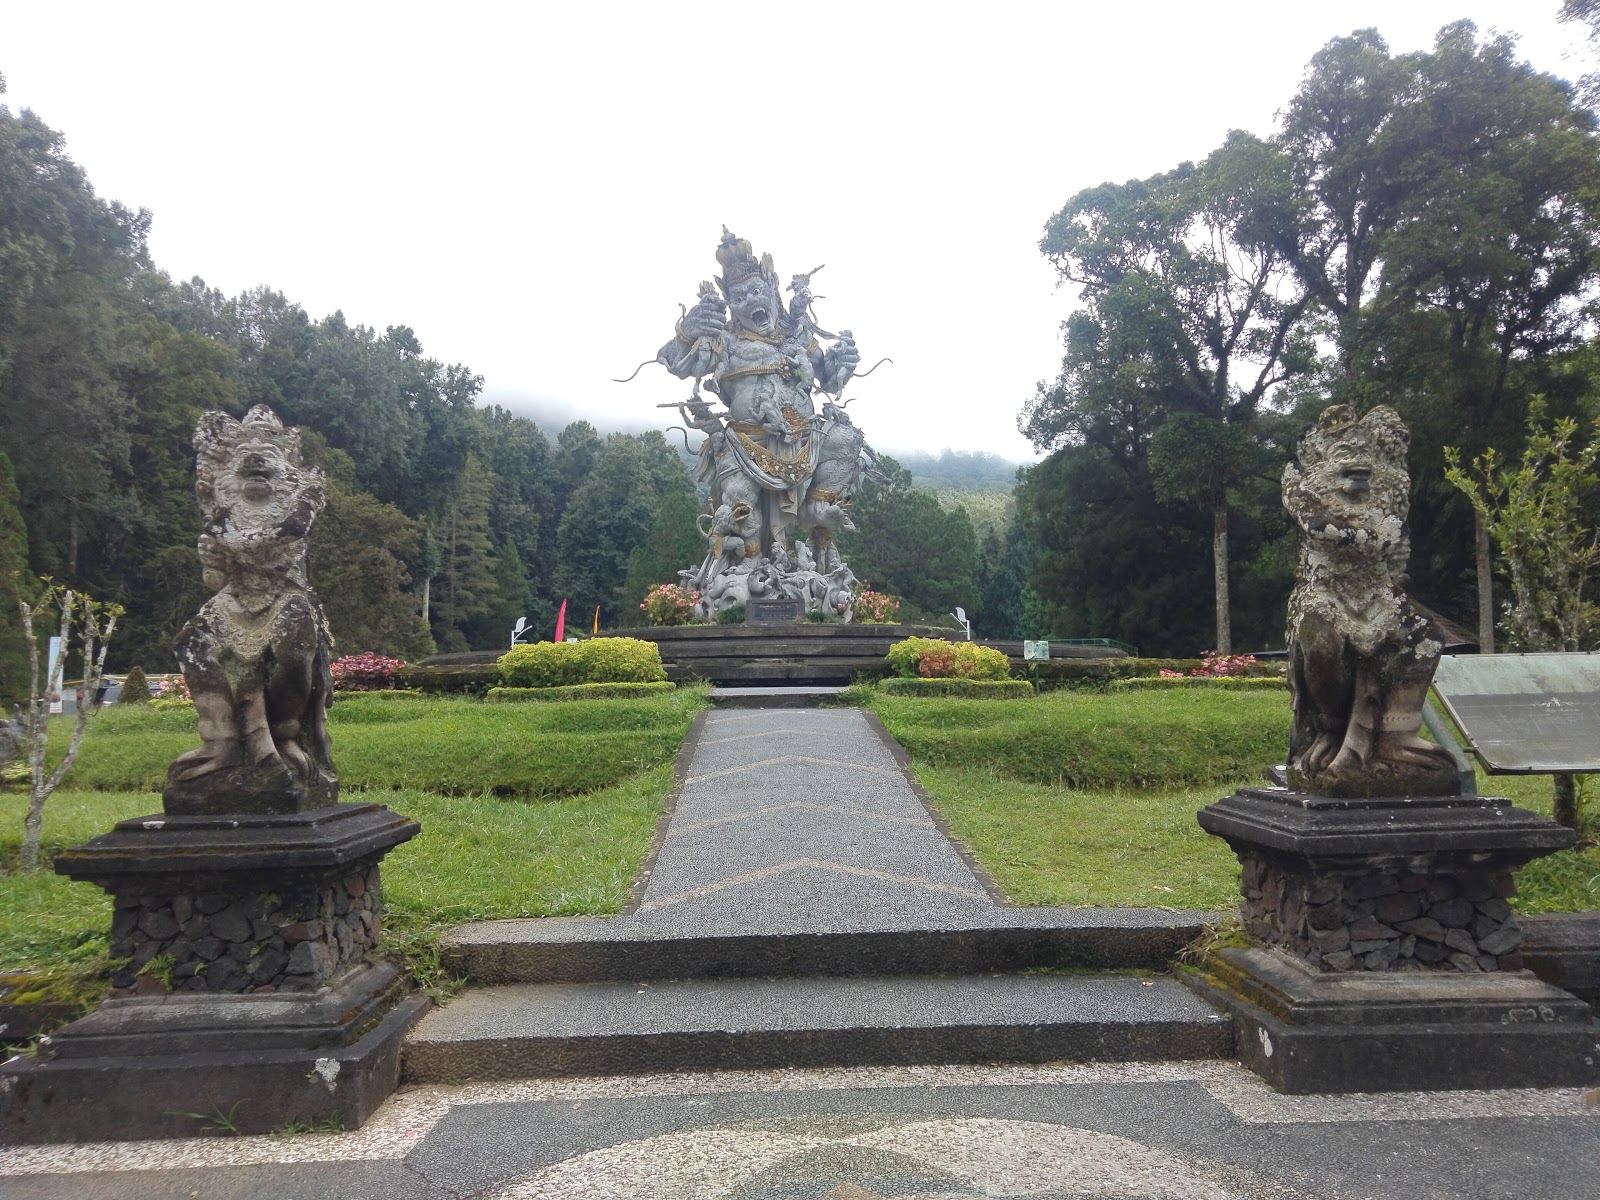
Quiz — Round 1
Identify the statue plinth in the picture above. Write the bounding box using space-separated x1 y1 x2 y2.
0 802 423 1142
1193 786 1594 1092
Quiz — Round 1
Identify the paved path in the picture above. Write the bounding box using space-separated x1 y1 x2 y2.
638 707 999 928
5 708 1599 1197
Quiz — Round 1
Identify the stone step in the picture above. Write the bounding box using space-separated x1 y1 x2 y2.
440 911 1211 985
708 685 850 707
401 972 1232 1084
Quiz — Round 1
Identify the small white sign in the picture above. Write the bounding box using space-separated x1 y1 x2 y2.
1023 640 1050 662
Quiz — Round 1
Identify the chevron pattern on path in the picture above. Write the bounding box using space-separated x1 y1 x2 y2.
636 709 1001 923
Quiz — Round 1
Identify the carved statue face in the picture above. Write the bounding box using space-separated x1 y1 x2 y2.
728 276 779 337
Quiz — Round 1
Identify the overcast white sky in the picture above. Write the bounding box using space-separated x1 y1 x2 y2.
4 2 1589 461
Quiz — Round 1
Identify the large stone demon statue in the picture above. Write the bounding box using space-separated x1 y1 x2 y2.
652 229 887 620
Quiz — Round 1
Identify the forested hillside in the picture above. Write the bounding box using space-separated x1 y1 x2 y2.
0 76 711 699
1018 20 1600 658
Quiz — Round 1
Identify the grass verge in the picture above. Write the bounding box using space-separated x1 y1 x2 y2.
870 687 1291 790
38 686 705 797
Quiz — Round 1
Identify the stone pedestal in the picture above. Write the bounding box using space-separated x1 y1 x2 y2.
0 802 424 1142
1193 787 1599 1093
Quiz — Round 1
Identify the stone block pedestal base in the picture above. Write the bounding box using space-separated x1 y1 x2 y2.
1194 786 1596 1092
0 800 423 1141
0 963 426 1142
1188 946 1600 1094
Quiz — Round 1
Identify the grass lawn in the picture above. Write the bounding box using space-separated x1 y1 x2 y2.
870 690 1599 916
41 687 703 797
1 689 704 1006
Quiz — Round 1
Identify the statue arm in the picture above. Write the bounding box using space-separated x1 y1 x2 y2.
658 290 728 380
812 329 860 393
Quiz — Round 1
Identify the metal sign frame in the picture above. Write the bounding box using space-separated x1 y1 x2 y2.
1430 652 1600 775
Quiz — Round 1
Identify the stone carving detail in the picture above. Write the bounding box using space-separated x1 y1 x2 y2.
108 865 381 995
165 405 337 813
1238 853 1523 973
654 229 888 621
1282 405 1456 796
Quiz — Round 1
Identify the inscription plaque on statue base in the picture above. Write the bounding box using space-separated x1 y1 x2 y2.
748 598 804 624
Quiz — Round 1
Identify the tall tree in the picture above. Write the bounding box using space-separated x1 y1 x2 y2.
0 453 30 706
432 453 499 652
1025 132 1313 651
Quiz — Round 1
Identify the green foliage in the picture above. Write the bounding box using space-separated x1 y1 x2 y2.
312 479 434 660
487 682 675 703
885 637 1010 681
870 687 1291 790
622 482 705 613
876 679 1033 699
497 637 666 688
118 666 150 704
717 606 746 624
837 456 981 622
34 687 703 797
393 663 498 694
0 454 29 708
1445 403 1600 652
1109 676 1287 692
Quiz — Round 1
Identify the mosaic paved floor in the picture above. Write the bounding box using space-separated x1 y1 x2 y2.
5 1061 1597 1199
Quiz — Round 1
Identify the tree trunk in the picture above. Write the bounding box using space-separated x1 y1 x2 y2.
1213 498 1231 655
67 496 79 577
1553 772 1579 831
1475 511 1495 654
421 576 431 624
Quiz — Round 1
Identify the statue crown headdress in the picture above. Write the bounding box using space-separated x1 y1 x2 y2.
1297 404 1409 470
194 404 305 471
715 226 775 295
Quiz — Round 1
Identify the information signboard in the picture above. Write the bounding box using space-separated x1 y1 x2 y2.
1431 653 1600 774
1022 640 1050 662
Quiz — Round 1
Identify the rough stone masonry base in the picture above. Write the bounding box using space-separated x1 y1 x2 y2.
1192 786 1598 1092
0 801 423 1142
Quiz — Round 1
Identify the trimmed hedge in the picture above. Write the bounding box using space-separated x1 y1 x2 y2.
885 637 1012 681
1109 676 1288 693
877 678 1033 699
497 638 667 688
331 689 428 703
393 663 499 695
487 682 677 703
1034 657 1281 689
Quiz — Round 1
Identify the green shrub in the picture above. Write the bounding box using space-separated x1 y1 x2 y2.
581 638 667 684
1110 676 1288 692
499 641 587 688
885 637 1011 681
497 638 667 688
717 606 746 624
393 663 498 695
877 678 1033 699
45 688 706 797
331 689 428 703
117 666 150 704
487 682 676 703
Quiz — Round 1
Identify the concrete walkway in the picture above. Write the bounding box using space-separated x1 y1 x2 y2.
4 708 1598 1197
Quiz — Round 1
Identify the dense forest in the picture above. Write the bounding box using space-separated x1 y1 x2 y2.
5 17 1600 704
1018 18 1600 657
